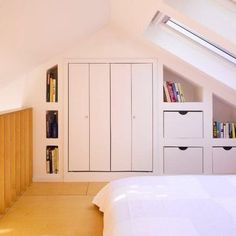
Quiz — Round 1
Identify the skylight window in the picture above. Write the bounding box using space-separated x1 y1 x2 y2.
164 18 236 65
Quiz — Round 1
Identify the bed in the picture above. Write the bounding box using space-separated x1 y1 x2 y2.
93 175 236 236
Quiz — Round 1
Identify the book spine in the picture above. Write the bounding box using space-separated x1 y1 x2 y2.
177 83 185 102
46 148 50 173
49 148 53 174
50 77 53 102
52 78 56 102
173 83 180 102
55 73 58 102
54 147 59 174
46 73 50 102
171 82 177 102
213 121 217 138
167 81 175 102
163 81 171 102
51 112 58 138
220 123 224 138
232 123 235 138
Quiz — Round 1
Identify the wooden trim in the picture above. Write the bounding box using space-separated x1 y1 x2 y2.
4 114 12 207
0 116 5 214
15 112 21 195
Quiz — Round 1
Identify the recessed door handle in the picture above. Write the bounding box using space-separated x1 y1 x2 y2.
85 115 89 119
179 111 188 115
133 116 136 119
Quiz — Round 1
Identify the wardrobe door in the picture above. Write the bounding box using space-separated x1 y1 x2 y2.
68 64 89 171
132 64 153 171
90 64 110 171
111 64 132 171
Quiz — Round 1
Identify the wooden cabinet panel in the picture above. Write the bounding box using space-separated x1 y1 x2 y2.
0 116 5 213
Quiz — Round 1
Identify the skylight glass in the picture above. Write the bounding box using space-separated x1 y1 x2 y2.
165 18 236 65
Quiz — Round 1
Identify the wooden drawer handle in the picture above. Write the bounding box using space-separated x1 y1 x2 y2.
178 111 188 115
223 147 232 151
178 147 188 150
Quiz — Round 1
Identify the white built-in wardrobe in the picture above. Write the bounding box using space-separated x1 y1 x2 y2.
68 62 153 172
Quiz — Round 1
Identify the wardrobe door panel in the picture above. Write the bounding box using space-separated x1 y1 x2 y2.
68 64 89 171
132 64 153 171
111 64 132 171
90 64 110 171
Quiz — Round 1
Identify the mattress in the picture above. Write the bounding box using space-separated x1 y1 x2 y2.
93 175 236 236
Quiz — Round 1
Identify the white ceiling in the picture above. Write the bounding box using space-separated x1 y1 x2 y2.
0 0 109 84
0 0 236 89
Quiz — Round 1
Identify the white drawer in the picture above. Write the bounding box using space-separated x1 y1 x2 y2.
164 111 203 138
213 147 236 174
164 147 203 174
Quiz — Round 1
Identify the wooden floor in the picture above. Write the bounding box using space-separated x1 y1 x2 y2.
0 182 107 236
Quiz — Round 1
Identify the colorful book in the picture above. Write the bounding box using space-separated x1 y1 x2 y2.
163 81 171 102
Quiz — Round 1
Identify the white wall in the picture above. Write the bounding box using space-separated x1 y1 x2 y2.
23 24 158 181
3 24 236 181
0 76 27 111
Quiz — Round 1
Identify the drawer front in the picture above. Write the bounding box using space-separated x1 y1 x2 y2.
164 111 203 138
164 147 203 174
213 147 236 174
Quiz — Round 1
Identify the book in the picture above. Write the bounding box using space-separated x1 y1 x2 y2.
46 111 58 138
171 82 178 102
213 121 217 138
46 73 50 102
166 81 176 102
232 123 236 138
213 121 236 139
177 83 185 102
163 81 171 102
173 82 181 102
163 81 185 102
46 146 59 174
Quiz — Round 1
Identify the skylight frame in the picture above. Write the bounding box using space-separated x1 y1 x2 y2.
164 18 236 65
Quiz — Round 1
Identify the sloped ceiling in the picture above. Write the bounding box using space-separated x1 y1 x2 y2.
110 0 236 92
1 0 236 92
0 0 109 85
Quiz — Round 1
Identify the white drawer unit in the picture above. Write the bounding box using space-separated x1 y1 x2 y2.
164 147 203 174
164 111 203 138
213 147 236 174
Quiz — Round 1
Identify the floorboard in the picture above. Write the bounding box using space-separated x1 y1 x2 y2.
0 182 107 236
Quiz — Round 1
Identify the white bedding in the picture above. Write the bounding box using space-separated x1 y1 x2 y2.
93 176 236 236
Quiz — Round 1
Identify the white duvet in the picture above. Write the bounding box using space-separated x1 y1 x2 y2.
93 175 236 236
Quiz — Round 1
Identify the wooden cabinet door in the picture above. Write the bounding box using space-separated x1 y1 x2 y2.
68 64 90 171
111 64 132 171
90 64 110 171
132 64 153 171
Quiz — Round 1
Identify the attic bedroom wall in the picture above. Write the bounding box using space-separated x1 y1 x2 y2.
0 76 27 111
21 25 159 181
2 23 235 181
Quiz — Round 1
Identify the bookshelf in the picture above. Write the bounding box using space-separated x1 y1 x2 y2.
46 65 58 103
161 65 205 174
163 66 203 103
160 65 236 174
46 110 58 139
213 94 236 139
45 65 59 176
46 146 59 174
